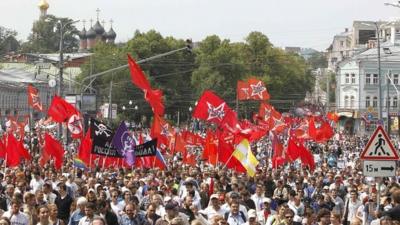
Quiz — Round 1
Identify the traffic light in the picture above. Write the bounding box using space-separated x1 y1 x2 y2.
186 39 193 52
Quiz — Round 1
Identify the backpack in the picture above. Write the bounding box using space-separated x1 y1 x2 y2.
224 211 246 222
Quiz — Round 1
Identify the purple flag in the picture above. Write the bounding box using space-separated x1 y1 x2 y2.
112 121 136 166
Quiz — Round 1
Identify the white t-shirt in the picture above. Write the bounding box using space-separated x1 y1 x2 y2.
2 211 29 225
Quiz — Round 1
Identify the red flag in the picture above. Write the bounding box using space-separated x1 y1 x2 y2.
144 89 165 116
27 84 43 111
151 114 173 151
17 140 31 161
271 134 285 168
202 130 218 166
5 134 21 167
0 137 5 159
193 90 233 125
298 143 315 171
237 78 270 100
39 149 51 168
217 130 246 173
173 133 187 154
127 54 152 91
78 128 92 165
44 133 65 170
286 136 301 161
47 95 78 123
327 112 339 123
128 54 165 116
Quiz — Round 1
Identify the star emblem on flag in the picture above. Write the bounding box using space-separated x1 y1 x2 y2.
241 88 250 99
30 93 43 111
160 124 171 137
67 114 82 134
206 102 226 121
250 81 266 99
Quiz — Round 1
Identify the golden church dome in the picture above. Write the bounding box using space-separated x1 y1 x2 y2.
38 0 49 10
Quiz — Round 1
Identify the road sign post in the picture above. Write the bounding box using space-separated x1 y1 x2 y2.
360 125 399 208
362 160 396 177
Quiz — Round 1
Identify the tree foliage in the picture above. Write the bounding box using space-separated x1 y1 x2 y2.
78 30 315 122
307 52 328 70
0 26 20 55
21 15 79 53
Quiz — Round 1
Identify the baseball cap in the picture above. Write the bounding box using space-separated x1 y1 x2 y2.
248 209 257 218
263 197 271 204
210 194 219 200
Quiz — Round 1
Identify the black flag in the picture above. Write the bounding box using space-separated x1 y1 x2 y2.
90 118 123 158
134 139 158 157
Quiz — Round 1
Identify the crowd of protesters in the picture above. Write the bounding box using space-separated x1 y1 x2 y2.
0 122 399 225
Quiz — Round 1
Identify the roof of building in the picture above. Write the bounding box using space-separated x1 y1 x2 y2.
27 53 93 63
93 21 105 35
105 27 116 40
86 27 96 39
79 27 87 39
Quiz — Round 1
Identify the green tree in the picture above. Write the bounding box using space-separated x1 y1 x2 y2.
0 26 20 55
191 35 246 103
21 15 79 53
78 30 195 124
307 52 328 70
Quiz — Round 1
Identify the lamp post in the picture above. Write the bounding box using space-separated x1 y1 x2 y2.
57 19 79 140
361 22 383 129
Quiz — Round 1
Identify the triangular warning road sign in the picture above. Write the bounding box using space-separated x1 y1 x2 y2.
360 126 399 160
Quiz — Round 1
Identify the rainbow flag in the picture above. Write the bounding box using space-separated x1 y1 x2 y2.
73 157 87 170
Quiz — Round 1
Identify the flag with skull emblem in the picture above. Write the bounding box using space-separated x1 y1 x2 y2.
90 118 123 158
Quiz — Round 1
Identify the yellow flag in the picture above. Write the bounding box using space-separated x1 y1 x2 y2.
232 138 259 177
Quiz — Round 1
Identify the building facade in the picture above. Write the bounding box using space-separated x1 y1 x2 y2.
336 44 400 135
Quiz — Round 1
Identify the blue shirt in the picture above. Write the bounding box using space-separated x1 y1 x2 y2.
119 213 150 225
68 209 85 225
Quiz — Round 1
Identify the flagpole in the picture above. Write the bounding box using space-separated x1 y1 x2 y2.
236 94 239 119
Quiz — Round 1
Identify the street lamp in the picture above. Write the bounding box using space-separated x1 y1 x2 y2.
57 19 79 141
129 100 133 105
58 19 80 98
122 105 126 111
361 22 383 128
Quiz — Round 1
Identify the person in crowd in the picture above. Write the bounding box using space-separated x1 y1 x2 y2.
36 205 51 225
119 202 150 225
2 198 29 225
146 203 161 225
225 202 246 225
68 197 87 225
97 200 119 225
77 202 97 225
156 201 189 225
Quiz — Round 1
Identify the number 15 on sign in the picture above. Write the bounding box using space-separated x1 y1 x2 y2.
363 160 396 177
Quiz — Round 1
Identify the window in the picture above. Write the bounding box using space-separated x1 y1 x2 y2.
351 74 356 84
366 96 371 107
350 96 355 108
394 74 399 85
387 97 391 108
373 74 378 84
366 74 371 84
394 97 398 108
344 96 349 108
373 96 378 107
345 74 350 84
340 41 344 47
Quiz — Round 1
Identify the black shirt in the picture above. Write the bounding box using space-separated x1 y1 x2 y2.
55 194 73 220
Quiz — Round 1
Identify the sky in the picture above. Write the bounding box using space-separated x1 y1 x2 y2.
1 0 400 51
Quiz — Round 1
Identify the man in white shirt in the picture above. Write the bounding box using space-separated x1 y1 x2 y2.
251 184 265 213
29 171 44 194
2 199 29 225
200 194 226 221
